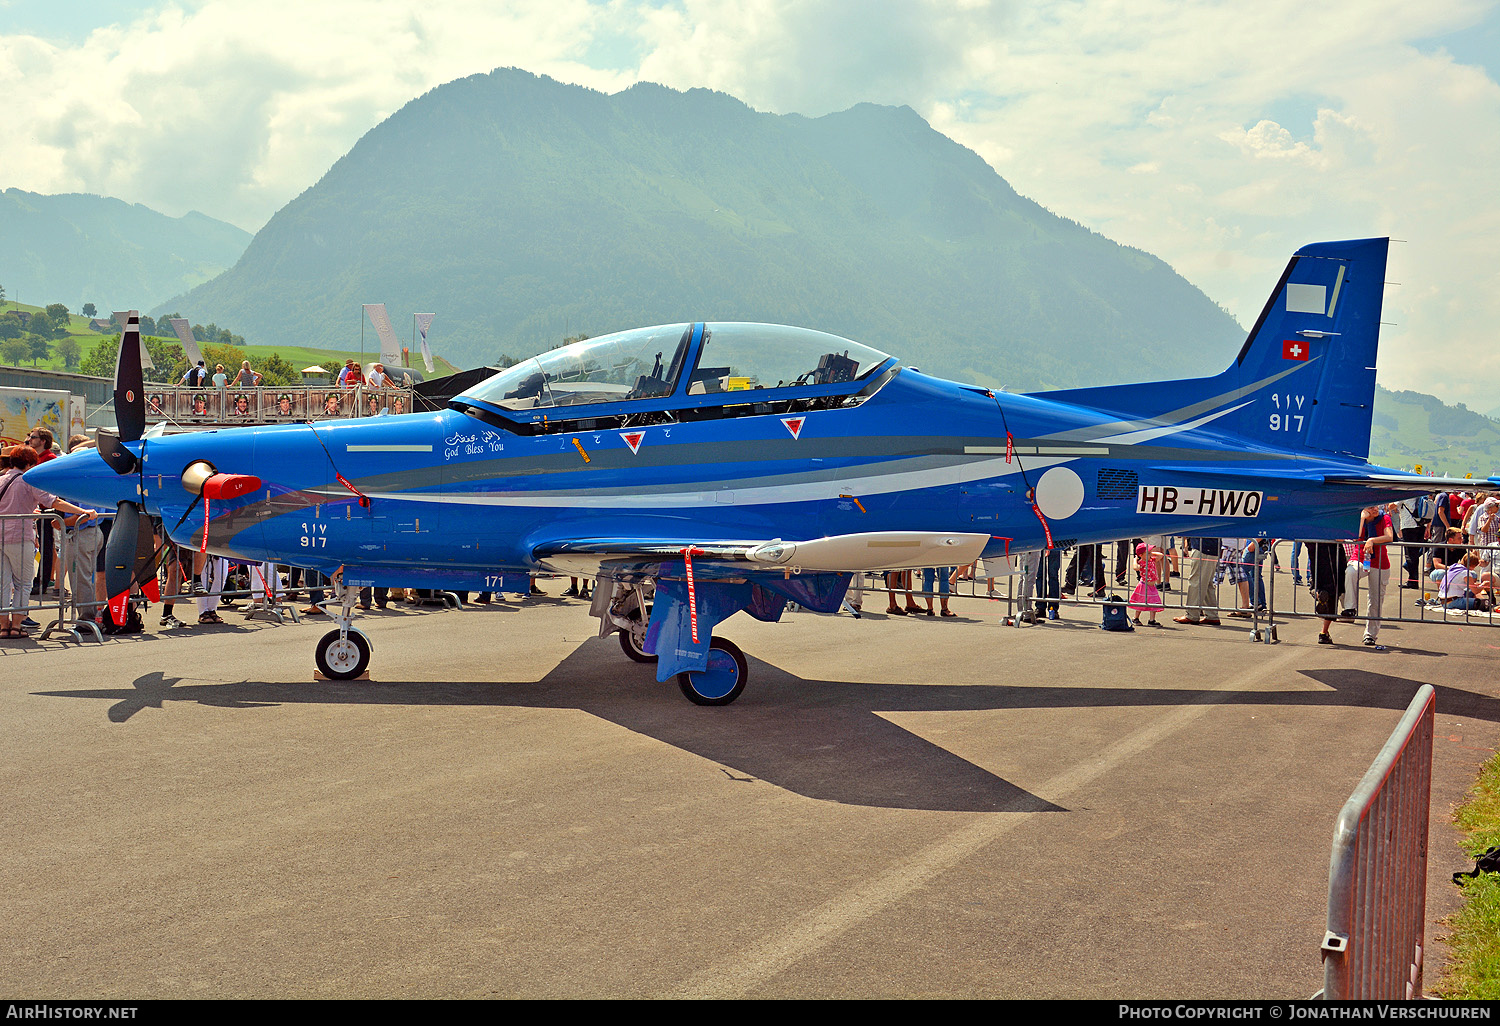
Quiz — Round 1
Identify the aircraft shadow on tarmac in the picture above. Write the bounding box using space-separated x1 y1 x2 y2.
36 641 1497 815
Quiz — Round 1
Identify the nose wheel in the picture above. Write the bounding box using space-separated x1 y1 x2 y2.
315 628 371 680
677 636 748 706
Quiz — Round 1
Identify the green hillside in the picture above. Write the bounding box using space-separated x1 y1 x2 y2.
1370 386 1500 478
162 68 1245 391
0 300 455 380
1 190 250 314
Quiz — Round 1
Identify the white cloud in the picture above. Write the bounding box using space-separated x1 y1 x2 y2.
0 1 631 230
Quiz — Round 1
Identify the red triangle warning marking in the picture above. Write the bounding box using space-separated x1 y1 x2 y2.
620 431 645 454
781 416 805 439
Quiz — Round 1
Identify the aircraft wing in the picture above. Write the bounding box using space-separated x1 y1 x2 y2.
533 530 992 578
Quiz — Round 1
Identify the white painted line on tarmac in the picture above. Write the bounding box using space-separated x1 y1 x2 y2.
670 646 1304 999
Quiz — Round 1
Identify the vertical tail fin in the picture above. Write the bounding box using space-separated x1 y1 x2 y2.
1225 237 1387 458
1031 238 1390 460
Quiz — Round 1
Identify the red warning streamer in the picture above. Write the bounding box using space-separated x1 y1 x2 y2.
201 497 210 554
681 546 704 643
1031 503 1054 550
1006 432 1014 464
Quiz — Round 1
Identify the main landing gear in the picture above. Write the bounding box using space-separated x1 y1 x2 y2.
676 636 747 706
597 580 751 705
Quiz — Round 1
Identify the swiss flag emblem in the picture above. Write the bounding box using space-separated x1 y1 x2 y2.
781 416 805 439
620 431 645 454
1282 339 1309 361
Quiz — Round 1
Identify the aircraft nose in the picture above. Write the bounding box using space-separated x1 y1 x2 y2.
23 448 140 511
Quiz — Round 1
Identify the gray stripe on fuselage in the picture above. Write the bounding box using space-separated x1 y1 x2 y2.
336 440 1308 501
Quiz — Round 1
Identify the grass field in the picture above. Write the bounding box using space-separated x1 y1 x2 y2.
1434 753 1500 998
1 301 459 377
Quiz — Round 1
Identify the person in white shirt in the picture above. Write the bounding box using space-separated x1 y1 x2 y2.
366 363 389 387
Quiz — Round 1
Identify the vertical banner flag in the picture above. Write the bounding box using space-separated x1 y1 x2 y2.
168 318 206 369
363 304 404 370
114 310 153 370
414 313 436 373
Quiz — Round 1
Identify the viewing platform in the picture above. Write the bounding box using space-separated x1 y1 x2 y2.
141 383 423 428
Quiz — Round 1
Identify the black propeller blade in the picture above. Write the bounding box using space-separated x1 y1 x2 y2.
95 428 139 476
112 310 146 446
104 500 158 610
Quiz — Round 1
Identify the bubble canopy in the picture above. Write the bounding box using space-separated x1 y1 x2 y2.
455 322 894 413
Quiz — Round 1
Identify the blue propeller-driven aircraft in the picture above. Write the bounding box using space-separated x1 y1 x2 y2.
27 237 1495 703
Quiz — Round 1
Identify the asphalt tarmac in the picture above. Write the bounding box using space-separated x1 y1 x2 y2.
2 585 1495 999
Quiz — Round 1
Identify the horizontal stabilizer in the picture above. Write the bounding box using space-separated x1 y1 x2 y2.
1322 472 1500 491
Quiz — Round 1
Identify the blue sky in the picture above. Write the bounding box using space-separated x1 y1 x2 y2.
2 0 1498 411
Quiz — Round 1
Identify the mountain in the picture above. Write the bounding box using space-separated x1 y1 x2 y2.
161 68 1243 390
1370 386 1500 478
0 189 251 315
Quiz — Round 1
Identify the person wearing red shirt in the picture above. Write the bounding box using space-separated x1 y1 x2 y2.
1358 503 1397 649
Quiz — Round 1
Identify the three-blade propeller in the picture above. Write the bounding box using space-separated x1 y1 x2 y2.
101 314 155 619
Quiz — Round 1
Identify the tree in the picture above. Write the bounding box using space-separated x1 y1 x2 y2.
0 316 19 340
257 352 301 386
82 303 96 319
78 334 120 378
201 341 247 376
27 334 52 366
56 336 82 370
1 336 27 365
45 303 70 324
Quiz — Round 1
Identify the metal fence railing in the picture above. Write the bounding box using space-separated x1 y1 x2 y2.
918 538 1497 637
1319 684 1435 1000
1 510 102 643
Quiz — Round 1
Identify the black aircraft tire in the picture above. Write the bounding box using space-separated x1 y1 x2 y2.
316 629 371 680
676 637 748 706
619 629 658 664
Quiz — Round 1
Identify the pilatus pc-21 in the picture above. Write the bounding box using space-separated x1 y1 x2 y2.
29 237 1493 703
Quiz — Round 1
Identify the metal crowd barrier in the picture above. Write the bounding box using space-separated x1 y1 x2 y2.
1 511 315 643
1319 684 1435 1000
1 510 103 643
902 538 1497 637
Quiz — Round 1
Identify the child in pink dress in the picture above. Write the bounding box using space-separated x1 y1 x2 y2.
1129 541 1166 626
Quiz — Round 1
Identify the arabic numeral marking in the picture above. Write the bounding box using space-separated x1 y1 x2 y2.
1294 415 1304 431
1271 394 1280 408
1269 413 1280 431
485 575 501 587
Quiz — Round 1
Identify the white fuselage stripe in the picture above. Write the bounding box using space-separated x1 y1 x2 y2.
346 454 1074 509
